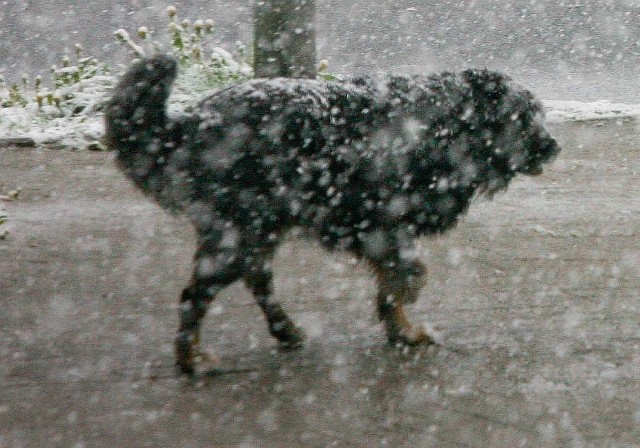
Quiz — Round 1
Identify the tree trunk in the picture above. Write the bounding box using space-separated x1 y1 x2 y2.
253 0 316 78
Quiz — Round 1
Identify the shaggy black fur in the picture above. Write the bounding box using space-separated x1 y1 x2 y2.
105 55 560 374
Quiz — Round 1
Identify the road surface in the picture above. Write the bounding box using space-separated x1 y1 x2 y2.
1 119 639 447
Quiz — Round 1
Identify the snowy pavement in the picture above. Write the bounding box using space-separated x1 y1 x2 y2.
1 119 639 447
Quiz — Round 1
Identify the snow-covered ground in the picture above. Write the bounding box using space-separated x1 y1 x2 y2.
2 74 640 150
544 100 640 124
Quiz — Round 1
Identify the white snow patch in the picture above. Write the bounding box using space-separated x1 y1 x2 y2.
0 76 112 149
544 99 640 123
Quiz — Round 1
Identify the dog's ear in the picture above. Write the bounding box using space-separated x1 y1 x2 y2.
462 69 509 101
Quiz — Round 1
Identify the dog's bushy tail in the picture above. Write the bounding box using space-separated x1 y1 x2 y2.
105 55 178 172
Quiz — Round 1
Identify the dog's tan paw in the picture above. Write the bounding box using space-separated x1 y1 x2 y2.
405 325 435 345
175 332 218 375
193 348 219 372
391 325 435 347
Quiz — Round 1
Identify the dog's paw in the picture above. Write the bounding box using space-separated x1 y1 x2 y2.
390 325 435 347
272 321 305 349
175 331 218 375
193 348 219 372
175 332 195 374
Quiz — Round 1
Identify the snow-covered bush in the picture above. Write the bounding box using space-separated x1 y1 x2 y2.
115 5 252 101
0 75 29 108
0 5 252 150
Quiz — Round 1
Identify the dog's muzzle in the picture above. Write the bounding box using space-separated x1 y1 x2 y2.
522 137 560 176
521 164 544 176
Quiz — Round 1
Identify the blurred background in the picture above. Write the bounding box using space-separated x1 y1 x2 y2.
1 0 639 102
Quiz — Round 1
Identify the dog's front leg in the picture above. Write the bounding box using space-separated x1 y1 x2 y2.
371 259 434 347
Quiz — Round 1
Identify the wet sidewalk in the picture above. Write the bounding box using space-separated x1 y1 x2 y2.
1 120 639 447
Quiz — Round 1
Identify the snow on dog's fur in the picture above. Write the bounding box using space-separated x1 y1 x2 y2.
106 55 560 374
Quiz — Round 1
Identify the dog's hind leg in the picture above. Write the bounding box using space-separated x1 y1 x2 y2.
244 251 305 348
370 258 434 347
175 234 244 374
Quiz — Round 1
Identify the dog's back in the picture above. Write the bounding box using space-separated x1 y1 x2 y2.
106 57 558 241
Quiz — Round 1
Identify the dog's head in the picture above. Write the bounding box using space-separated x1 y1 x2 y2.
461 70 561 192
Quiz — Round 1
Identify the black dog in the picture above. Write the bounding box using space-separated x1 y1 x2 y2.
105 55 559 374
